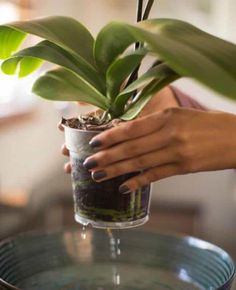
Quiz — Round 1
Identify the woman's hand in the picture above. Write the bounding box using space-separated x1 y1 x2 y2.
138 87 179 116
60 87 179 174
83 108 236 193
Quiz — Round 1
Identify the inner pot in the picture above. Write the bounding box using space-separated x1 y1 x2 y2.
63 124 151 229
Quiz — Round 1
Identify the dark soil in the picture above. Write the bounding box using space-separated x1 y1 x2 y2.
61 115 122 131
71 156 150 223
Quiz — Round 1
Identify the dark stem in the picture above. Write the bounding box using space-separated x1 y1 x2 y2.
124 0 144 89
136 0 144 22
142 0 155 20
136 0 144 49
124 0 155 94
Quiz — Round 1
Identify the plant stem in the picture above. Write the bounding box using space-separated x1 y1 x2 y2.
142 0 155 20
100 110 110 123
136 0 144 49
125 0 155 91
124 0 144 90
137 0 144 22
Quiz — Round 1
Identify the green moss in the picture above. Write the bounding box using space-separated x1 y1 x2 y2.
135 188 142 214
72 179 94 189
129 191 136 213
77 204 145 222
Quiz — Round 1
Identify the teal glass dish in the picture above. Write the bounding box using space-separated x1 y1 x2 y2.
0 229 235 290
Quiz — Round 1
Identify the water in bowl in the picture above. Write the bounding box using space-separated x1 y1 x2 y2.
18 262 203 290
18 228 203 290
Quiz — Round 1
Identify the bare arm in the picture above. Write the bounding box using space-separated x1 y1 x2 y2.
170 86 207 111
139 86 207 118
84 108 236 193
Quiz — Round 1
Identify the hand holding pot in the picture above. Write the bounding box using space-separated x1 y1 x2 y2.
60 87 179 172
85 108 236 193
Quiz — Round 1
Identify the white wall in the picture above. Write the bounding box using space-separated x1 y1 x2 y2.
0 100 64 192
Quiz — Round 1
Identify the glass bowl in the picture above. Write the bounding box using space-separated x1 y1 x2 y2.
0 229 235 290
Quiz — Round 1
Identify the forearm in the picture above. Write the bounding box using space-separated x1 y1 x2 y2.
171 86 208 111
84 109 236 192
140 86 208 118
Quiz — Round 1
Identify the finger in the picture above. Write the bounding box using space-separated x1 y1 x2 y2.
64 162 71 174
84 129 169 169
61 144 70 156
58 122 64 132
91 148 174 182
76 101 88 106
119 164 180 193
89 111 167 149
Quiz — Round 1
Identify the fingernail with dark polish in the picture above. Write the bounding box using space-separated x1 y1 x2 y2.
83 159 98 170
89 139 102 148
92 170 107 181
119 185 131 194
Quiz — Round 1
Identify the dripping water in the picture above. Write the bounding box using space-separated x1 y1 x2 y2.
81 224 87 240
107 228 121 286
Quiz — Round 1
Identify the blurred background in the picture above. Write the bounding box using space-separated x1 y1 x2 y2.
0 0 236 262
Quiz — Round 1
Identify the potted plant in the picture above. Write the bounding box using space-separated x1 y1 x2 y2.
0 1 235 229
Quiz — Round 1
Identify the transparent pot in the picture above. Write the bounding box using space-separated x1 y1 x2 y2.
63 125 151 229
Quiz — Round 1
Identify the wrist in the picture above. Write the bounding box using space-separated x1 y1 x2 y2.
139 87 179 117
213 111 236 170
228 113 236 169
170 86 207 111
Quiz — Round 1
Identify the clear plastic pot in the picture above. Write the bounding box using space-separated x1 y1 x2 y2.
63 125 151 229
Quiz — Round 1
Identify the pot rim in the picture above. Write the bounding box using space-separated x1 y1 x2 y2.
61 122 104 134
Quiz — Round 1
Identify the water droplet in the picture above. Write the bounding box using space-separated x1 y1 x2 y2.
81 225 87 240
110 238 116 246
106 228 122 287
113 273 120 285
111 252 116 259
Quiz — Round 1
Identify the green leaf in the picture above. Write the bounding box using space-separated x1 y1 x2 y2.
125 19 236 99
1 56 22 74
106 48 147 99
1 40 105 93
121 63 173 95
0 16 95 66
94 22 137 73
113 63 175 116
1 53 43 78
21 57 43 77
158 19 236 77
33 68 109 110
1 16 236 115
109 92 133 118
0 26 26 59
120 72 179 120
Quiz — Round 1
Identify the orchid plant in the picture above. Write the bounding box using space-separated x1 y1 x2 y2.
0 0 235 124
